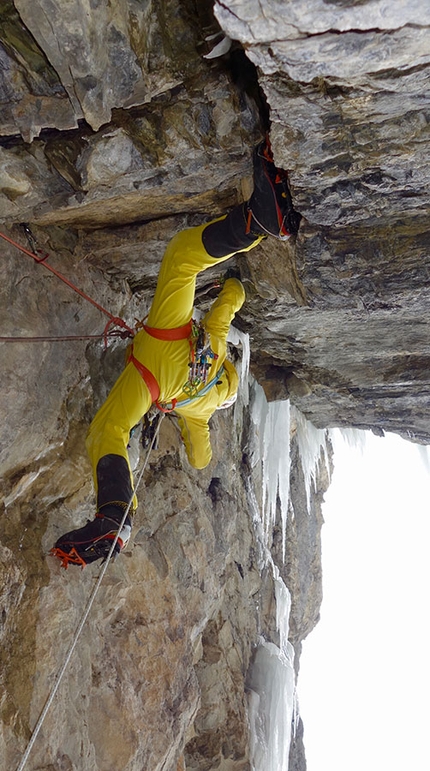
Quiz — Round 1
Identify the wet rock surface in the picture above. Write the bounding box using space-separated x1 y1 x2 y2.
1 1 429 769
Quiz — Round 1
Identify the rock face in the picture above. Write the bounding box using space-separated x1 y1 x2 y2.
0 1 429 770
214 0 430 440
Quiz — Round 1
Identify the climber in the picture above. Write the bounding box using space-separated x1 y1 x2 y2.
51 138 301 568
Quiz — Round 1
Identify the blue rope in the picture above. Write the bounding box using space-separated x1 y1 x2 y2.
161 365 225 411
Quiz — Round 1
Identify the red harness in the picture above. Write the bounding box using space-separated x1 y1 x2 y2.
143 320 192 341
127 320 193 409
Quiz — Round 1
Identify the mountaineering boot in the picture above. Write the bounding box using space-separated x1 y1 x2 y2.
51 505 132 568
201 137 301 258
246 137 302 239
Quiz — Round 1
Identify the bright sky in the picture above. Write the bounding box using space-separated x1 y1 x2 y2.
298 430 430 771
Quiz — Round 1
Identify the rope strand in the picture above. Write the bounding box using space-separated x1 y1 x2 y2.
0 335 106 343
0 331 131 344
0 230 134 339
15 413 164 771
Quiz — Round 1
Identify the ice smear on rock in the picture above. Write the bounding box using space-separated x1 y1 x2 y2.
227 325 251 411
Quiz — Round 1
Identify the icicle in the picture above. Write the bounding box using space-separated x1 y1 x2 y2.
274 566 292 657
250 382 291 559
417 443 430 473
262 401 291 559
291 406 329 513
332 426 367 452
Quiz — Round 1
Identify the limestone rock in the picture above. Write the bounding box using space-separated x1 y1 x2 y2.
1 1 429 769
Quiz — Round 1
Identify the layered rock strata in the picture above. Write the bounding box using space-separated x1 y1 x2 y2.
1 1 429 770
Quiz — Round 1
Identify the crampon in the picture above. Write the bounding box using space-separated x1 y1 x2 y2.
50 513 131 568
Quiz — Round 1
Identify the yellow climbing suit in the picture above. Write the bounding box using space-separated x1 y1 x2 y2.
86 220 261 508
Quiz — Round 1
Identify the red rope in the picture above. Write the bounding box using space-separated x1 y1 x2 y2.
0 335 103 343
0 230 134 340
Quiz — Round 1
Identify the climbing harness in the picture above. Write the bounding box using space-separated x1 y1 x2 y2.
143 319 193 341
14 414 165 771
0 226 134 346
126 343 160 403
129 318 221 413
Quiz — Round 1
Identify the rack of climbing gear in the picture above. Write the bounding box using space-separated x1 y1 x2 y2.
183 319 218 398
154 363 225 414
0 225 135 347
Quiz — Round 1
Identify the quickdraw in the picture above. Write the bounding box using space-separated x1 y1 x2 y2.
158 364 225 412
141 410 162 449
184 319 218 398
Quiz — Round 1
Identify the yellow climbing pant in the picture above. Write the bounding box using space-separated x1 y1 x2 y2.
86 220 261 509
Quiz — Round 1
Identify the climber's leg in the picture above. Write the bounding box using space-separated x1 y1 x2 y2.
51 365 152 568
84 363 152 509
146 221 261 329
148 137 300 326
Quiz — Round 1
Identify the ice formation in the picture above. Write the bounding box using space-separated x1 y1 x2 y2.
332 426 368 452
250 382 291 559
246 383 295 771
246 387 337 771
292 406 329 512
417 442 430 473
247 567 296 771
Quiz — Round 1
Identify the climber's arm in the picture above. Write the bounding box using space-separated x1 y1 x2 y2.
202 278 245 340
176 413 212 469
173 278 246 469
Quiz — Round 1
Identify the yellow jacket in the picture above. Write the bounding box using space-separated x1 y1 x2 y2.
85 222 259 509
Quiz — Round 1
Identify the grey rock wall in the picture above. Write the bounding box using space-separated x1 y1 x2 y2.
214 0 430 440
1 210 326 771
1 0 428 439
